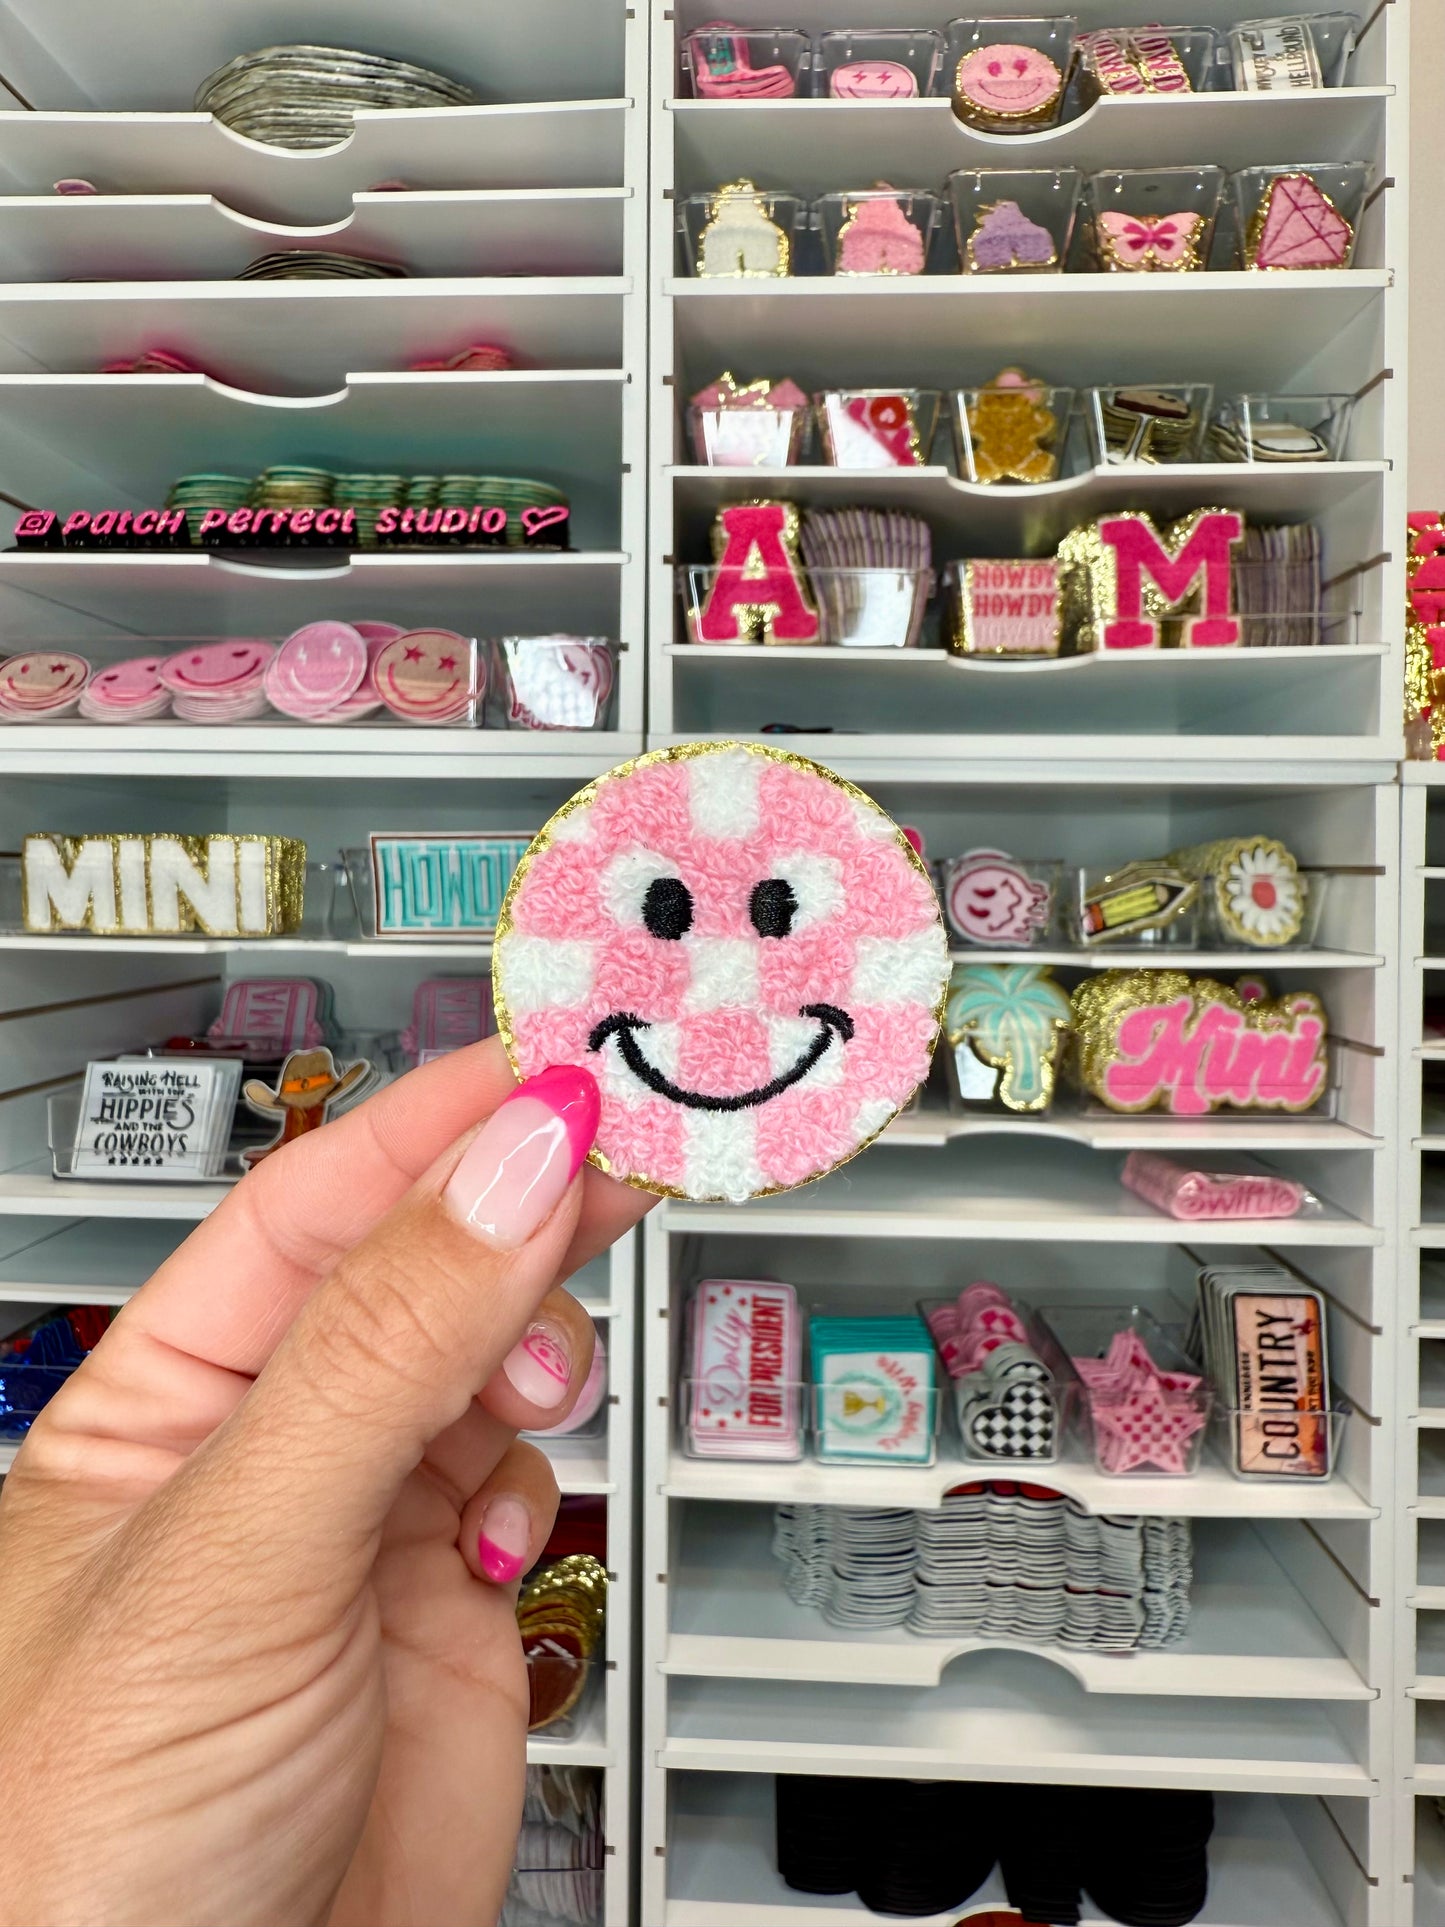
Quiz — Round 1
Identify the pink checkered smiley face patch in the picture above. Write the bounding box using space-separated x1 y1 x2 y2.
493 743 949 1202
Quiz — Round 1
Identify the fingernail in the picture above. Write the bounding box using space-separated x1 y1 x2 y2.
477 1496 531 1585
504 1321 572 1408
444 1064 599 1249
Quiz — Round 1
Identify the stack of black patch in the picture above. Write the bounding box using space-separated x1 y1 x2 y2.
775 1773 870 1896
855 1781 996 1917
775 1777 1214 1924
1078 1787 1215 1927
998 1781 1085 1923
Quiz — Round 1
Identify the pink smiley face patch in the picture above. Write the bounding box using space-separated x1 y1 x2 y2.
493 742 949 1202
0 650 89 716
158 639 274 693
954 42 1063 121
373 628 476 723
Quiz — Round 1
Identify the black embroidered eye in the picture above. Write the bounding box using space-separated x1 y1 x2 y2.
642 875 694 940
750 878 798 938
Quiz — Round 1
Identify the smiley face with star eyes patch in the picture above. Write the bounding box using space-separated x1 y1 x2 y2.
373 628 476 722
492 741 949 1203
0 650 90 715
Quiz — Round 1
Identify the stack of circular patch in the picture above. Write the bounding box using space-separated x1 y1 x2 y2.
159 640 275 721
166 473 251 519
1079 1787 1214 1927
405 475 439 512
371 628 478 724
775 1775 869 1895
250 465 334 512
0 650 90 721
432 473 568 547
79 656 171 722
194 45 475 152
237 250 407 281
332 472 405 547
517 1554 607 1733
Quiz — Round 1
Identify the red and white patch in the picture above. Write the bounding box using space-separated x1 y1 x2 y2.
494 742 948 1202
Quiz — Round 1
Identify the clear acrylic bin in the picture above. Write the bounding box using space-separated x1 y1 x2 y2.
681 565 932 648
525 1638 598 1739
1078 23 1219 96
948 167 1082 274
816 389 941 468
0 1363 75 1436
490 638 618 732
1072 863 1201 948
506 1837 603 1927
681 1377 806 1461
345 836 531 941
813 27 944 97
942 853 1063 947
1211 1403 1347 1480
920 1294 1079 1466
1232 161 1369 270
1210 392 1354 462
1084 165 1225 273
689 400 809 467
945 16 1078 129
1083 384 1213 466
951 380 1073 485
1038 1303 1212 1478
0 632 486 729
1229 12 1359 90
47 1085 244 1183
1195 865 1329 950
817 189 937 277
681 25 809 98
681 184 804 278
812 1381 939 1467
942 557 1065 657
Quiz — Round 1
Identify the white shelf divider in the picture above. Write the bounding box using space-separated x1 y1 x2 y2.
643 4 1408 1920
0 4 650 1917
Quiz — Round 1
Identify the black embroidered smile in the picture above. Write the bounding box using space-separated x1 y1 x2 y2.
587 1004 854 1112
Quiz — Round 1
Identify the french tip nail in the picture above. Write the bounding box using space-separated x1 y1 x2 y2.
478 1537 527 1585
505 1063 600 1182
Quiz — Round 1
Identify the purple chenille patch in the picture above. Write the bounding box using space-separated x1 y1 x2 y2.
970 199 1056 268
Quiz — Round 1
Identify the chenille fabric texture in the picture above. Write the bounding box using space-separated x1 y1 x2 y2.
492 742 949 1203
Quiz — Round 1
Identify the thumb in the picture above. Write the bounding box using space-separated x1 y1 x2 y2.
174 1064 600 1581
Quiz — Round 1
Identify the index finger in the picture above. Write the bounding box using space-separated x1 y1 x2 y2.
116 1036 650 1379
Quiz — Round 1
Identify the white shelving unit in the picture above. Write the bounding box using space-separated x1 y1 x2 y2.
1397 765 1445 1922
0 5 647 1920
645 4 1409 1923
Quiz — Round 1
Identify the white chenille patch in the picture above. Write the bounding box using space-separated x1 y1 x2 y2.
683 937 759 1013
855 1095 900 1144
686 1109 765 1204
496 934 594 1011
849 793 898 842
688 745 762 839
768 1011 844 1089
549 802 596 844
598 1020 679 1108
774 851 843 930
603 846 680 926
852 930 949 1007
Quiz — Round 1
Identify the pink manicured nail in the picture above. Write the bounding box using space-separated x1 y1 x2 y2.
504 1321 571 1408
443 1064 599 1249
477 1495 531 1584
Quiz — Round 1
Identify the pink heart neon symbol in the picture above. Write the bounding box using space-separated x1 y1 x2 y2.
520 504 569 540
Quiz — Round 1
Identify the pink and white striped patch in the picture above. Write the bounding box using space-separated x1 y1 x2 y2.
493 742 949 1202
